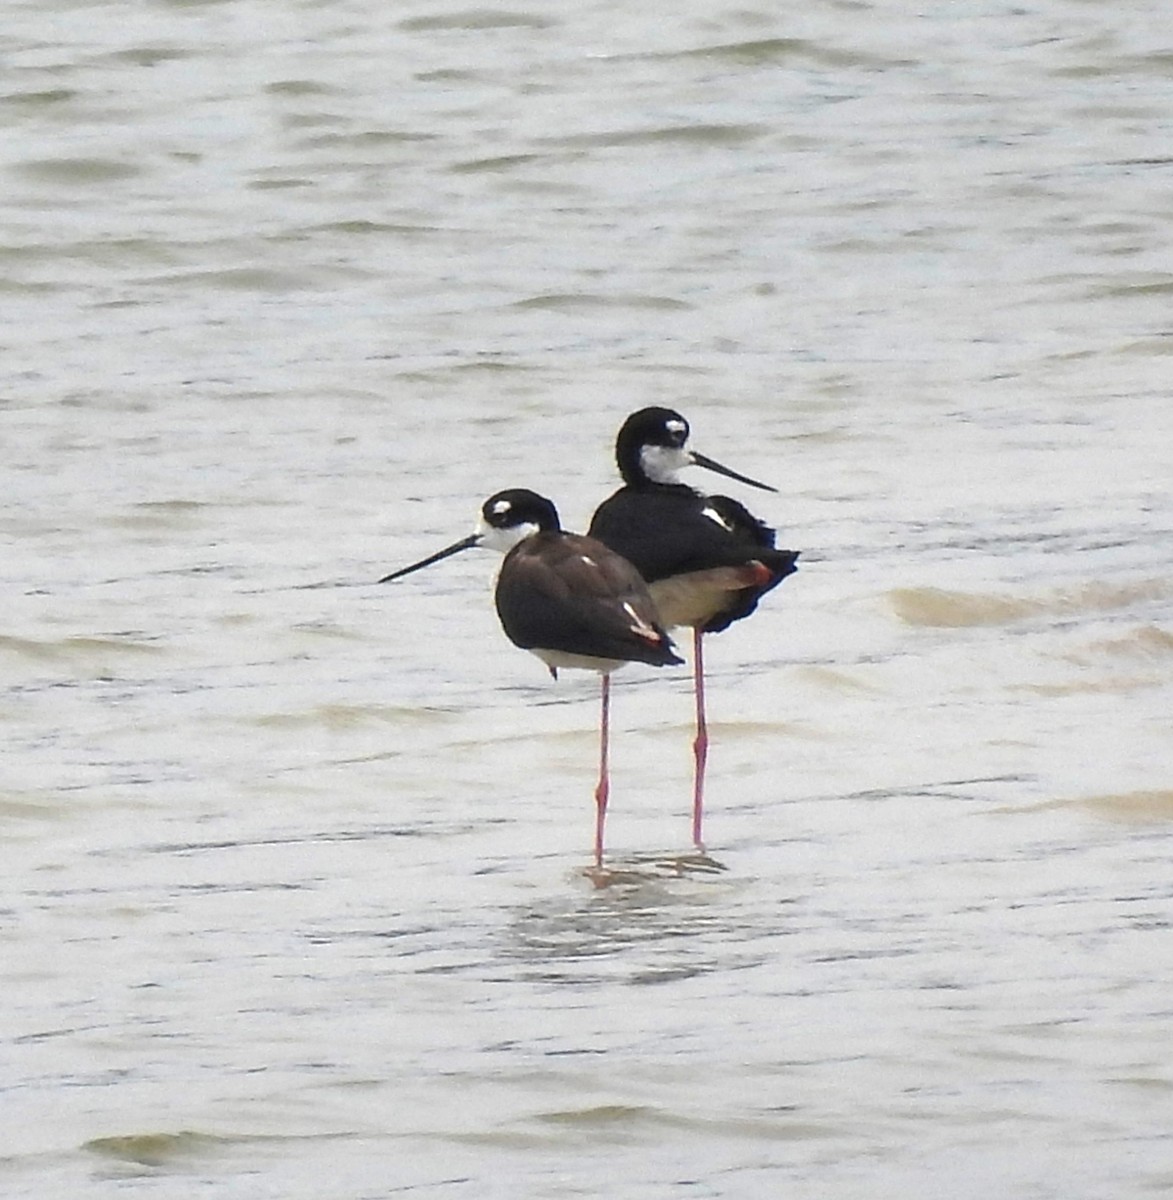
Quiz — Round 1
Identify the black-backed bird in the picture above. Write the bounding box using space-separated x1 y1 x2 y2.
588 408 799 853
379 488 683 871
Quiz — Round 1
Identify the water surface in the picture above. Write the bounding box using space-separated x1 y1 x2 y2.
3 1 1172 1196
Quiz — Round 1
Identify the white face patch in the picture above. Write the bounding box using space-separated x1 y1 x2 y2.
640 443 691 484
701 504 734 532
490 499 512 516
477 517 538 554
665 419 687 437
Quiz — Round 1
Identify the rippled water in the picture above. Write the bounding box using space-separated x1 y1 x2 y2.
4 1 1172 1196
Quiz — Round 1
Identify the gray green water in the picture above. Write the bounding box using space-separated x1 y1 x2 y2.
4 1 1172 1196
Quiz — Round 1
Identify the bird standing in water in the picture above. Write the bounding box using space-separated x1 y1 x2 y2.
588 408 799 854
380 488 682 871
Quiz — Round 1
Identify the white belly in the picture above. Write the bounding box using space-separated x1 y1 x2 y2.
531 648 628 675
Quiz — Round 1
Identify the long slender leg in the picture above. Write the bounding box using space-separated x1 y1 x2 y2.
594 672 611 868
692 626 707 852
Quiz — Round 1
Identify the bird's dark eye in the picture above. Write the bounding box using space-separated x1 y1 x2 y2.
663 419 688 447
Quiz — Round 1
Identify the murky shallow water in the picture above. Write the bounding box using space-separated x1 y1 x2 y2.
3 1 1172 1196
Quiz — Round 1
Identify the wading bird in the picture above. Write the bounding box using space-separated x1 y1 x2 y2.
588 408 799 853
380 488 682 871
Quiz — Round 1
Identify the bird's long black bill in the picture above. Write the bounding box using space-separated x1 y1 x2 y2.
378 534 481 583
691 451 777 493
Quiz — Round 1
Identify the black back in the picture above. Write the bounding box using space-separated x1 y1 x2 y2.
589 486 798 634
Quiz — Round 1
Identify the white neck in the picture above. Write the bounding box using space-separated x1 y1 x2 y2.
640 444 691 485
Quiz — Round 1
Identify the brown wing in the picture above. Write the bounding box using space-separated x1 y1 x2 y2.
495 532 682 667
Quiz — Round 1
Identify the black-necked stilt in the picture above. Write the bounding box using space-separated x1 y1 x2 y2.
379 488 683 871
588 408 799 853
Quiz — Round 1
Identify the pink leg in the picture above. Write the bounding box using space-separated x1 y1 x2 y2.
692 626 707 852
594 673 611 868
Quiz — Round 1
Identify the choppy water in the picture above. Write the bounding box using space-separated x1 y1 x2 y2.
4 1 1172 1196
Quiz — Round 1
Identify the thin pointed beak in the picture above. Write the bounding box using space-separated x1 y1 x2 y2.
689 451 777 493
378 533 482 583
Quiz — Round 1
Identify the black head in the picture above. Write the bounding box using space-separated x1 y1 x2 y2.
613 407 777 493
615 407 690 483
479 488 562 538
379 488 561 583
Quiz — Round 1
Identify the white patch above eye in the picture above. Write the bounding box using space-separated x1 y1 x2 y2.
665 419 687 436
701 505 734 531
490 499 512 516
